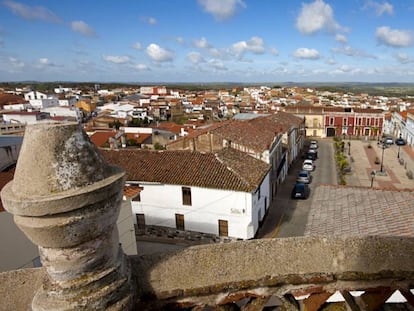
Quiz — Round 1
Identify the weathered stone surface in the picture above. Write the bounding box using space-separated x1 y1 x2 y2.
0 268 46 311
0 236 413 309
1 121 125 216
0 122 134 310
132 236 414 301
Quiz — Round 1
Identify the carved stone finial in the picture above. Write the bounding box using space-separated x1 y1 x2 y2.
1 122 134 310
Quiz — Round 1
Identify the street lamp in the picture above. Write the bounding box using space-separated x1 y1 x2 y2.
370 170 376 188
397 134 402 159
378 141 387 173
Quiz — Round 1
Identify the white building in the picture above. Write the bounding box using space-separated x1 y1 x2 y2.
102 148 271 240
2 111 50 124
24 91 59 109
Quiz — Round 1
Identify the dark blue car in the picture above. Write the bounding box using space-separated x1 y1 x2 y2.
291 183 310 199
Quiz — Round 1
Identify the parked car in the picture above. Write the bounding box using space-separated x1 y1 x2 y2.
384 137 393 145
302 159 315 171
296 170 311 184
309 141 318 149
291 182 310 199
305 149 318 160
395 137 406 146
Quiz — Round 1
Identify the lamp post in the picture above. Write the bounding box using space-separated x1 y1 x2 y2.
378 141 386 173
397 133 402 159
370 170 376 188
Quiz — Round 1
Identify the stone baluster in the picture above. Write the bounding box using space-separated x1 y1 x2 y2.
1 122 134 310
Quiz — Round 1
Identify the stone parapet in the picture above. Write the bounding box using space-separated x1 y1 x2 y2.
1 122 134 310
1 236 413 310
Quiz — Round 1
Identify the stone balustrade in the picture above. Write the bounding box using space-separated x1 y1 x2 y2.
1 122 134 310
0 122 413 310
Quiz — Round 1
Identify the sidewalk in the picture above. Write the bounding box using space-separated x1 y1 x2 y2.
345 140 414 190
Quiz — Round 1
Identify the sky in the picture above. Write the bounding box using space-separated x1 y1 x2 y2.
0 0 414 83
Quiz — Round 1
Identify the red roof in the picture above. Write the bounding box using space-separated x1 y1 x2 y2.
101 148 270 192
89 131 116 147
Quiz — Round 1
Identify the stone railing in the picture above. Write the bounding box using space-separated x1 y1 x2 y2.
1 122 413 310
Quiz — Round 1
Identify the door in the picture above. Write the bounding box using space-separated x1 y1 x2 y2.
175 214 184 231
218 220 228 237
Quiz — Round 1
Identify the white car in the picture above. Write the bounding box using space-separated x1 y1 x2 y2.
309 141 318 149
302 159 315 171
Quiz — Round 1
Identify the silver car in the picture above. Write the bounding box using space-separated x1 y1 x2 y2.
296 170 311 184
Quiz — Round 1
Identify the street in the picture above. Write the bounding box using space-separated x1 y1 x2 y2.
264 138 337 238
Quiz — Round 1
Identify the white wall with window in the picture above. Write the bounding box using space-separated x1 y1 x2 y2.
130 178 270 240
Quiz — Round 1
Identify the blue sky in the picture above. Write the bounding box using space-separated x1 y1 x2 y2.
1 0 414 83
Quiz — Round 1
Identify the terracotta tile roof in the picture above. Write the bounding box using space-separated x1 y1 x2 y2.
123 185 142 199
150 122 185 135
0 93 27 108
125 132 152 144
212 112 303 152
101 148 270 192
89 131 116 147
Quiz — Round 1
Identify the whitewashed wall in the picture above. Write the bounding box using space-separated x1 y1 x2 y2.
131 183 258 239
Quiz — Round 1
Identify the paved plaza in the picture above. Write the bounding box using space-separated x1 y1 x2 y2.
304 138 414 238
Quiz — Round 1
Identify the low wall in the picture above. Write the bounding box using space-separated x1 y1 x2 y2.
2 236 413 310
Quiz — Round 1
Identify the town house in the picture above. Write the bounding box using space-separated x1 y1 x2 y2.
101 148 271 240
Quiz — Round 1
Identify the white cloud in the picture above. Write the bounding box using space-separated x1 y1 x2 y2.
296 0 342 35
35 57 59 68
326 58 336 65
270 47 279 56
186 52 206 64
39 57 49 65
293 48 321 59
331 46 376 58
198 0 246 20
193 37 211 49
335 34 347 43
364 1 394 16
208 59 227 70
146 43 174 62
3 0 61 23
8 56 24 68
231 36 265 57
376 26 413 47
395 52 414 64
132 64 149 71
175 37 185 44
133 42 142 50
71 21 97 37
103 55 130 64
140 16 157 25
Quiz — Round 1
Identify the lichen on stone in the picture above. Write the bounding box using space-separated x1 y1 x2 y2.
53 129 109 192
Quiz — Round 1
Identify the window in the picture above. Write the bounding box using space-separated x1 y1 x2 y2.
358 118 362 125
136 214 145 230
343 118 347 126
182 187 192 206
176 214 185 230
367 118 370 126
329 117 334 125
218 220 228 237
257 187 261 200
132 192 141 202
